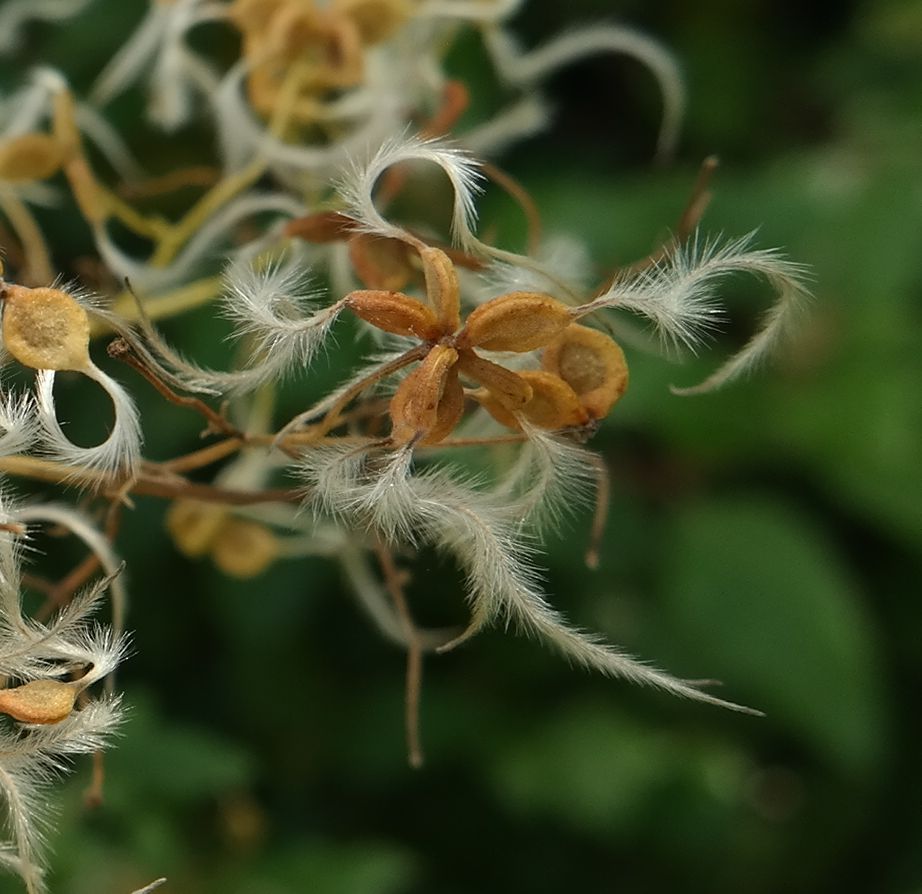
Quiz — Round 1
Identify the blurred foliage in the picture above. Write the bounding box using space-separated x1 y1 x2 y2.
2 0 921 892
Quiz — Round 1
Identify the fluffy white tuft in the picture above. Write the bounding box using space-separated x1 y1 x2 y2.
580 233 811 392
338 134 485 247
35 364 142 481
483 21 685 160
300 442 759 715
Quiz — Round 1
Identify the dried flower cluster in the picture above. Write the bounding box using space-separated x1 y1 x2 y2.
0 0 809 889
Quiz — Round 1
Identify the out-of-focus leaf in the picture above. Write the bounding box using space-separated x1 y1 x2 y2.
660 497 888 774
224 841 418 894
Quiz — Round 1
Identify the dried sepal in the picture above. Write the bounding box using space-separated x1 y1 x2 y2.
0 134 67 182
419 247 461 332
0 680 78 725
1 284 91 372
456 350 532 410
389 344 459 444
541 323 628 419
476 370 588 431
346 289 441 340
348 234 415 291
457 291 572 352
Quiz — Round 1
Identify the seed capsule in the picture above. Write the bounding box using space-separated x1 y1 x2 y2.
542 324 628 419
347 290 441 340
1 284 91 371
348 234 415 291
477 370 588 431
389 344 459 444
457 350 532 410
0 680 77 725
457 292 572 353
211 518 280 578
0 134 67 182
166 499 227 557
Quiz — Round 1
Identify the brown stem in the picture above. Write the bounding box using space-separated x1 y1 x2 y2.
0 455 303 506
108 338 243 439
374 541 425 769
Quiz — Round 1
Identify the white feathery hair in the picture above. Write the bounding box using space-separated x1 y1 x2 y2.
90 0 222 129
482 21 685 161
14 503 128 639
337 134 485 248
417 0 525 22
300 441 759 715
93 191 306 294
0 504 125 894
213 58 403 176
0 393 38 458
579 233 811 393
461 94 550 158
34 363 142 481
214 259 343 392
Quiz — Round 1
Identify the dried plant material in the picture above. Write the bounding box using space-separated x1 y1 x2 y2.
166 500 227 558
210 518 280 578
0 680 78 725
1 286 91 372
542 323 628 419
458 292 572 352
346 290 441 340
0 135 67 183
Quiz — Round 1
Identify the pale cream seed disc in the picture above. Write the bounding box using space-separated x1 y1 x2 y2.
2 285 91 371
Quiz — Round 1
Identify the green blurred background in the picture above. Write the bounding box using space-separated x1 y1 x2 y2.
2 0 921 891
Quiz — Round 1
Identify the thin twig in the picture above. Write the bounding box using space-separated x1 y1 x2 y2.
374 541 425 769
108 338 242 438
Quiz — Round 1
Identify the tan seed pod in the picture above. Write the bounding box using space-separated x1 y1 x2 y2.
211 518 280 578
166 499 227 558
419 247 461 332
2 284 91 371
0 133 67 182
347 289 441 340
457 350 533 411
542 324 629 420
348 234 415 291
477 370 588 431
389 344 458 443
457 292 573 353
419 365 465 445
0 679 78 725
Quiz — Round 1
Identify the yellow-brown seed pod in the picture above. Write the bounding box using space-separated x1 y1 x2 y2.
166 499 227 558
0 133 67 182
542 324 629 420
347 289 441 340
389 344 458 444
476 370 589 431
457 350 533 411
457 292 573 353
211 518 280 578
1 284 91 371
348 234 415 291
0 680 77 725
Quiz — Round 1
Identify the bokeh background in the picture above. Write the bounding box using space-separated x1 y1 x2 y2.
1 0 921 891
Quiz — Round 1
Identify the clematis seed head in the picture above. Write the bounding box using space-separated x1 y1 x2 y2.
1 284 91 371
